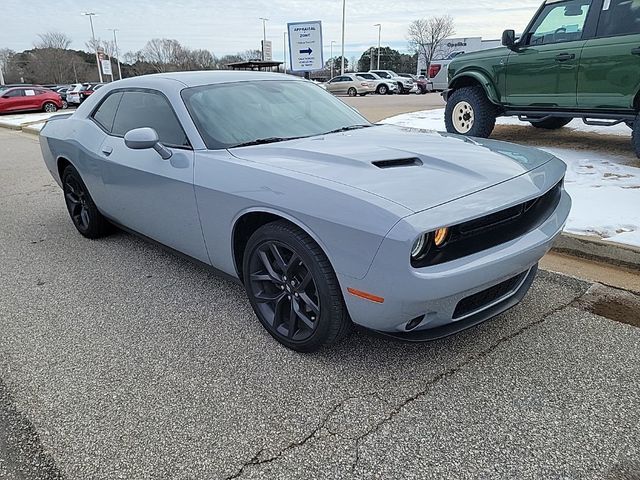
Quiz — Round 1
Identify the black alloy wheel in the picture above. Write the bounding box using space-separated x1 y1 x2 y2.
248 241 320 342
243 221 351 352
62 165 111 239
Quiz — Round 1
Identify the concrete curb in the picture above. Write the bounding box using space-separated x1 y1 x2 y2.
21 124 44 135
552 233 640 270
0 121 23 131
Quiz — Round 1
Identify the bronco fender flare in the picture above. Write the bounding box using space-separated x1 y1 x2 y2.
449 71 501 105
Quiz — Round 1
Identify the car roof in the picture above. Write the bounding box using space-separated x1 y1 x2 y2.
113 71 301 88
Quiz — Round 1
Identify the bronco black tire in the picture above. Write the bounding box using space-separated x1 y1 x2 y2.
62 165 111 239
243 221 351 352
529 117 572 129
633 115 640 158
445 86 497 138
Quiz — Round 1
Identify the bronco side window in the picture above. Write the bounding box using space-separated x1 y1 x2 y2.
526 0 592 45
597 0 640 37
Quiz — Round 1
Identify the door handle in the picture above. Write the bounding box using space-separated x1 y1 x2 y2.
632 47 640 56
101 146 113 156
555 53 576 62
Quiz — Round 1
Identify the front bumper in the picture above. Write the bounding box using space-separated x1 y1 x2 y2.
339 170 571 339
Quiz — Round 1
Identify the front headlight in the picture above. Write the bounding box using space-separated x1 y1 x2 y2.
411 227 450 262
411 233 430 261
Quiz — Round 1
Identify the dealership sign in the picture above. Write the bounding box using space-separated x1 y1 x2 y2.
101 59 113 76
287 21 323 72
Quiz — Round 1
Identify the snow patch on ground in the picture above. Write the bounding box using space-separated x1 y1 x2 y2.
381 109 640 248
0 112 60 127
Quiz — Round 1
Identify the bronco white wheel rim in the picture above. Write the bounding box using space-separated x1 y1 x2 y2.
453 101 474 134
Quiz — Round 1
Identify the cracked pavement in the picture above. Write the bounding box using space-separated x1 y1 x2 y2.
1 128 639 479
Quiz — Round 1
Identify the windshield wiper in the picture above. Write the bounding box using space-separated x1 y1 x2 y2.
322 125 372 135
231 136 304 148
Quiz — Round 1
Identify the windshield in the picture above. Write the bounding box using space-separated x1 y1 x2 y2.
182 80 370 150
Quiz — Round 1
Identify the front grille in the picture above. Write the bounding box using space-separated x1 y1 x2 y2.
413 180 563 268
453 271 527 319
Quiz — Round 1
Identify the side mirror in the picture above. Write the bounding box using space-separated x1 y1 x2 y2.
124 127 172 160
502 29 517 50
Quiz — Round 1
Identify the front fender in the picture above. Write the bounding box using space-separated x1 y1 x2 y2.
450 71 501 105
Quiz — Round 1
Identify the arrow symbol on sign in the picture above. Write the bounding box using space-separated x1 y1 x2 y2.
299 48 313 55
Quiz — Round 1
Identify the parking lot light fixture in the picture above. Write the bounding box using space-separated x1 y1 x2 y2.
330 41 336 79
374 24 381 70
341 0 346 74
108 28 122 80
82 12 103 83
259 18 269 60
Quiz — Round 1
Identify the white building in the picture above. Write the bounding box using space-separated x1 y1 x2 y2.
417 37 501 75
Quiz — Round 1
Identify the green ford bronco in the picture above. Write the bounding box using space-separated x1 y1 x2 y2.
444 0 640 156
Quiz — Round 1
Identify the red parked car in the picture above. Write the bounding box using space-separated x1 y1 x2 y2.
0 87 63 114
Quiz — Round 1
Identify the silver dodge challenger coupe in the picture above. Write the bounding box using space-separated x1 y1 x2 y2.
39 71 571 352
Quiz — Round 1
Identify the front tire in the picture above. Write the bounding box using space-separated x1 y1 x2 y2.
445 86 497 138
529 117 572 129
377 84 388 95
243 221 351 352
62 165 111 239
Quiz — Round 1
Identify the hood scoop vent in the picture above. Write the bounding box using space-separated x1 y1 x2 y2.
372 157 423 169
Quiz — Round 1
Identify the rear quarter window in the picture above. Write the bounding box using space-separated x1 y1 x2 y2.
92 92 123 133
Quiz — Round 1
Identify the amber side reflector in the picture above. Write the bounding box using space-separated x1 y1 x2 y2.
347 288 385 304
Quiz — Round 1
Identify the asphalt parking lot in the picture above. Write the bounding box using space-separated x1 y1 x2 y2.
0 128 639 479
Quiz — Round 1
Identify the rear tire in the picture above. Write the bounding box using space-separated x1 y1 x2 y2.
347 87 357 97
632 115 640 158
62 165 111 239
529 117 572 129
43 102 57 113
243 221 351 352
445 86 497 138
377 84 388 95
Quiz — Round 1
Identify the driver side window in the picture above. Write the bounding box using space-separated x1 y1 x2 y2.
528 0 592 45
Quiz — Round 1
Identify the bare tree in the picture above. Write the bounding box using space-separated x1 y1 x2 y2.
34 32 72 50
407 15 455 70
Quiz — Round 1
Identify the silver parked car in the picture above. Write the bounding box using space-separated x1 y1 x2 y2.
324 74 374 96
356 72 397 95
370 70 415 94
39 71 571 352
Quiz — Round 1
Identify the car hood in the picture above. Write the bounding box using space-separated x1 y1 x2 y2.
229 124 555 213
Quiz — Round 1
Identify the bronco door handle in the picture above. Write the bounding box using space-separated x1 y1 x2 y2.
632 47 640 55
555 53 576 62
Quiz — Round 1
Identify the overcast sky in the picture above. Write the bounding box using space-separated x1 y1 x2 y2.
4 0 541 59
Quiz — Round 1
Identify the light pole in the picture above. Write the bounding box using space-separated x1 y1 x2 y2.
330 40 336 78
0 63 5 86
283 32 287 73
374 24 381 70
108 28 122 80
82 12 103 82
259 17 269 60
340 0 346 74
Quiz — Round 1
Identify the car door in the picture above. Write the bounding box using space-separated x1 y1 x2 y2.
578 0 640 109
325 77 340 94
0 88 26 112
505 0 595 108
95 89 209 263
